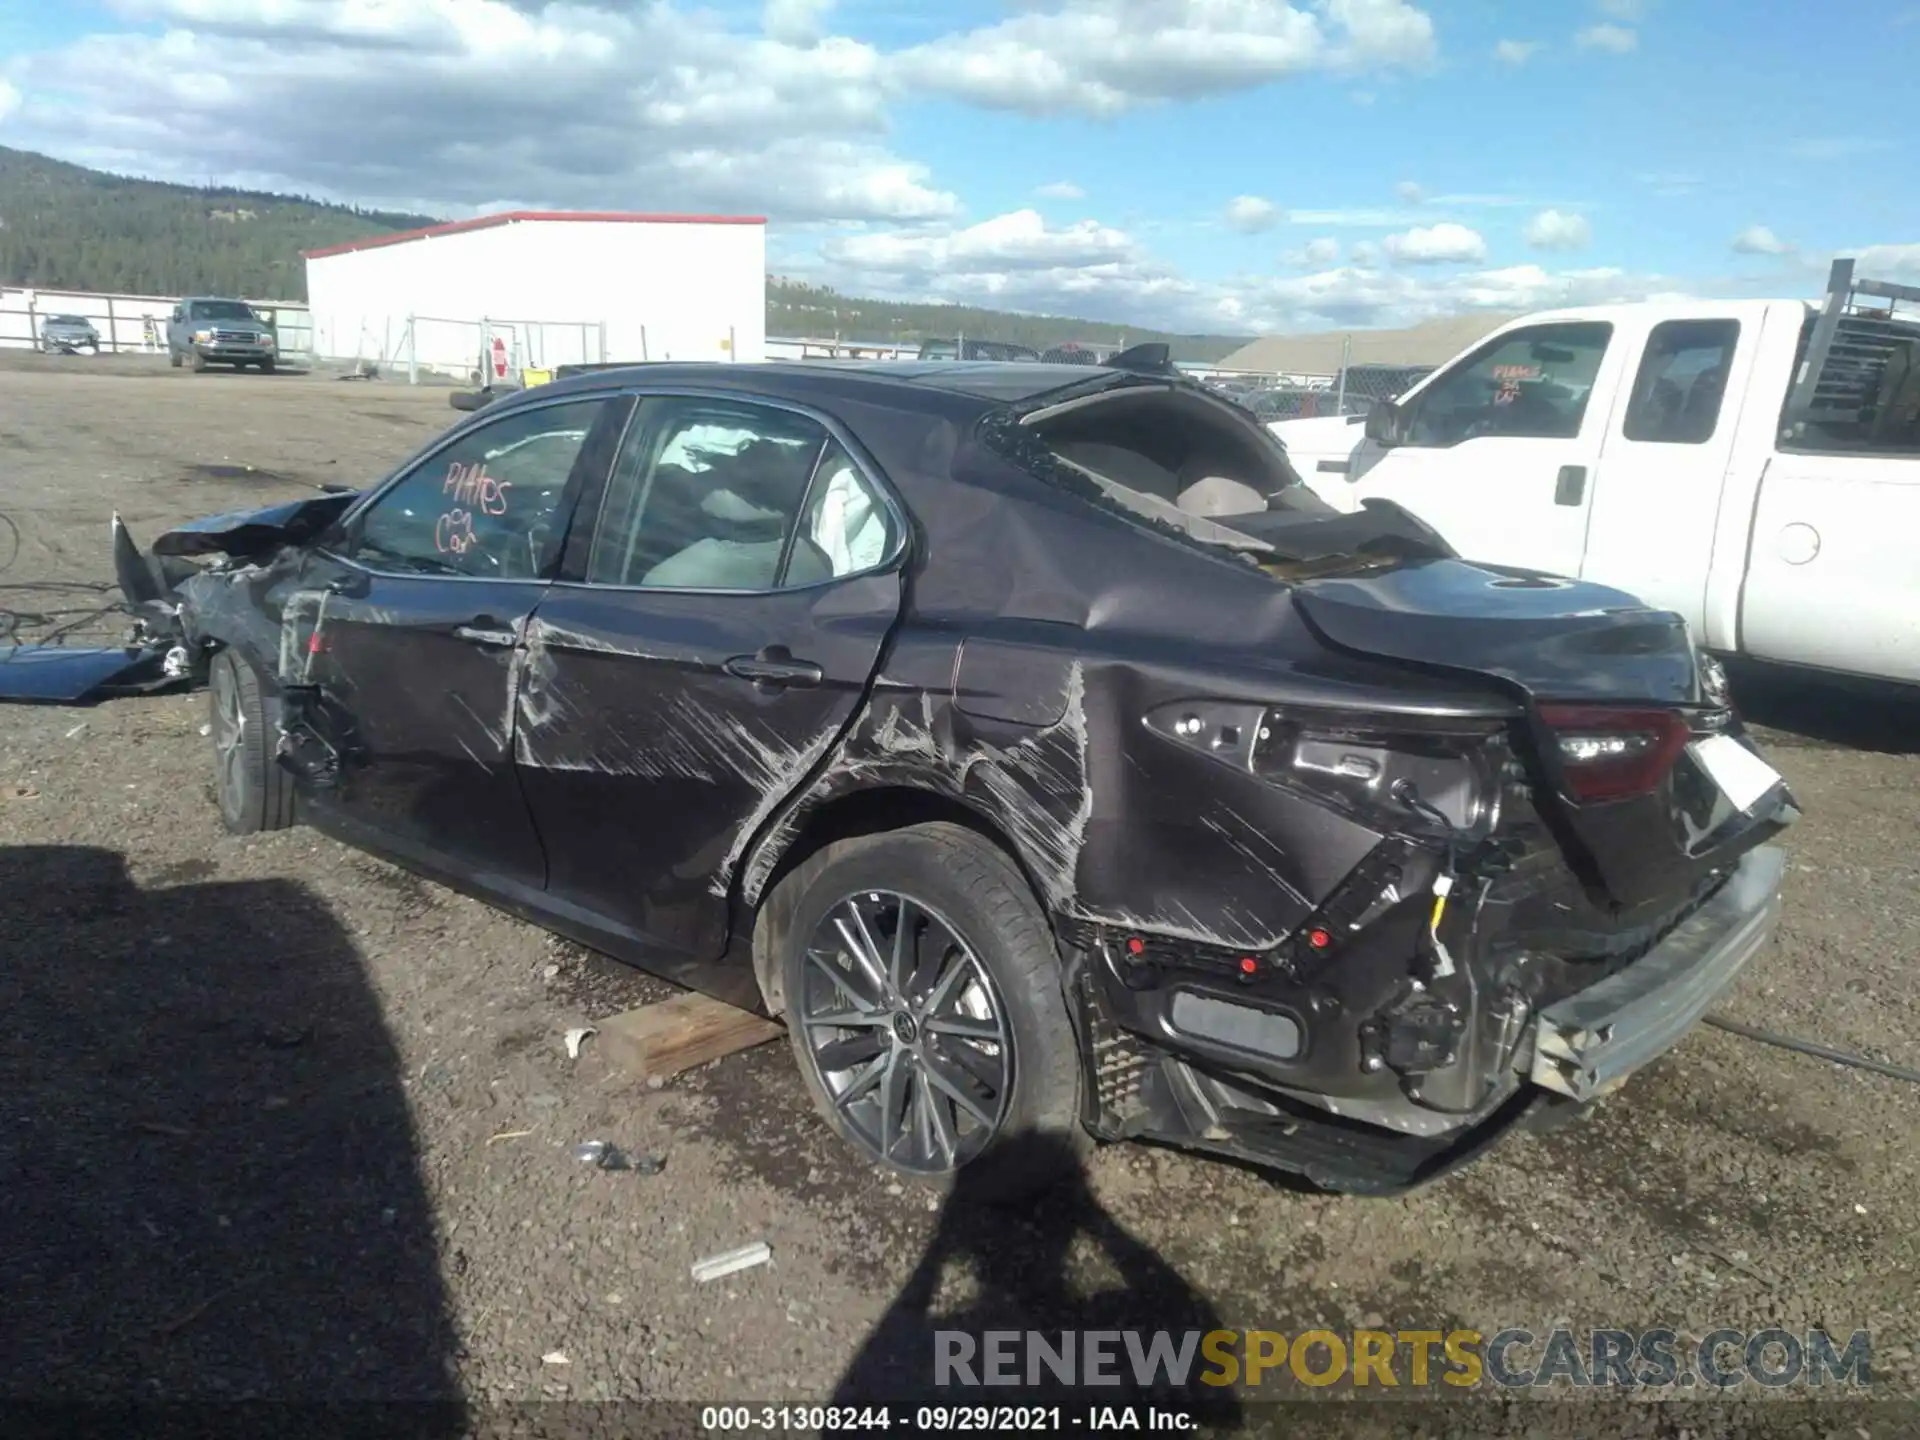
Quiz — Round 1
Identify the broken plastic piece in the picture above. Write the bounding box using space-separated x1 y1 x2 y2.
691 1241 771 1283
572 1139 642 1172
563 1026 595 1059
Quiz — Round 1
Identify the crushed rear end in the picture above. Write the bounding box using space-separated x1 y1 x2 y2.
1068 558 1795 1195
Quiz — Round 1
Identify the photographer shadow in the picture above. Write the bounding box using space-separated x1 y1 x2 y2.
831 1132 1243 1428
0 844 461 1420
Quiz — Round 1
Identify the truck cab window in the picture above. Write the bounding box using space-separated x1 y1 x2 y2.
1403 322 1613 448
1622 320 1741 444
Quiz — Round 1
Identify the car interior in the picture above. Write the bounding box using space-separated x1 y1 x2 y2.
1018 382 1332 549
586 411 893 591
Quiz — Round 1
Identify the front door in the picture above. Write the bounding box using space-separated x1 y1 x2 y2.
1346 319 1625 577
514 393 906 975
284 393 631 891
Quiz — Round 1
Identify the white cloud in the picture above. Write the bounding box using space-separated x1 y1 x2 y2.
1395 180 1426 204
825 209 1137 276
0 78 20 123
1349 240 1381 266
1524 209 1591 252
1596 0 1643 17
1283 237 1342 266
1851 243 1920 276
1493 39 1542 64
762 0 835 44
1732 225 1793 256
1576 23 1638 52
1036 180 1086 200
1382 222 1488 264
1224 195 1285 233
1234 262 1689 332
0 0 957 223
888 0 1437 118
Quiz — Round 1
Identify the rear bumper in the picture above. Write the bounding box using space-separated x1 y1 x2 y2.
1062 843 1788 1195
1526 844 1785 1102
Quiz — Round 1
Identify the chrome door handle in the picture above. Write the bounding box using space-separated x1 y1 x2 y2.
453 616 517 647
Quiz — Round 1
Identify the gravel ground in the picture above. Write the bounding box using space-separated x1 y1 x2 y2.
0 352 1915 1436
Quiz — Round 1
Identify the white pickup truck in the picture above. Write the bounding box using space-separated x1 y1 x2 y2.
1271 259 1920 687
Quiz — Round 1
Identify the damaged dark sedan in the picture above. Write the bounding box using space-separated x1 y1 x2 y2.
98 350 1796 1198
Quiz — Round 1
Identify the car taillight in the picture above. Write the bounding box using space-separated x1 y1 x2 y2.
1537 704 1690 802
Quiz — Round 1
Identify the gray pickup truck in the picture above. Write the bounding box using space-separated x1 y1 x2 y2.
167 298 278 372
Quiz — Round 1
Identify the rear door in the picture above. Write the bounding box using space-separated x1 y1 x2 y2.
283 393 631 891
514 391 908 970
1344 320 1624 576
1581 314 1756 636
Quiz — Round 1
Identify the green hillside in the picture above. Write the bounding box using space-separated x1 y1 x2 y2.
0 145 1249 359
0 146 435 300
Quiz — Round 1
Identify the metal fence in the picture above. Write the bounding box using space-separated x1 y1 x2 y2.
383 314 609 383
0 286 312 357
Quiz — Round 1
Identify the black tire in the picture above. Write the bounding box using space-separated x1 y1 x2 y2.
169 348 183 368
209 649 296 834
769 821 1088 1202
189 349 208 373
260 357 276 374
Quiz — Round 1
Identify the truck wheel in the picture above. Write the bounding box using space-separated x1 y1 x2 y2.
259 358 276 374
209 649 296 834
189 350 208 373
769 821 1088 1202
169 348 183 368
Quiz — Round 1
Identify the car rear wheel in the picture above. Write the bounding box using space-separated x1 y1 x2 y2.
209 649 295 834
772 822 1087 1201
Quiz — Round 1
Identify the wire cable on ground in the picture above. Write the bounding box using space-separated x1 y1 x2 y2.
0 509 128 650
1703 1013 1920 1086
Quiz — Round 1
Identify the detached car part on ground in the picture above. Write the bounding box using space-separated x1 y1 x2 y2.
3 350 1797 1200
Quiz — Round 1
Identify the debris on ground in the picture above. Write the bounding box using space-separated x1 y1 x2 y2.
692 1241 771 1283
563 1026 595 1059
572 1139 662 1174
541 1350 570 1366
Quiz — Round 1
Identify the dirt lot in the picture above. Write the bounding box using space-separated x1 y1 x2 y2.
1 352 1915 1434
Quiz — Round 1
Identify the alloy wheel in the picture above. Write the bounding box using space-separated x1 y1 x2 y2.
211 658 248 817
795 890 1013 1174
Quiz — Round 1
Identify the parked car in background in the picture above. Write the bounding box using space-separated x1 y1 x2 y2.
917 337 1042 362
1271 257 1920 689
92 347 1794 1202
39 314 101 354
167 298 278 373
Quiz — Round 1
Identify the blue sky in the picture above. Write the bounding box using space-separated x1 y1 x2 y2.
1 0 1915 334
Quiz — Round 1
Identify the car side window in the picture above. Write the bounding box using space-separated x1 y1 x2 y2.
1622 320 1740 444
346 399 609 580
585 398 849 590
793 439 896 583
1403 322 1614 447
